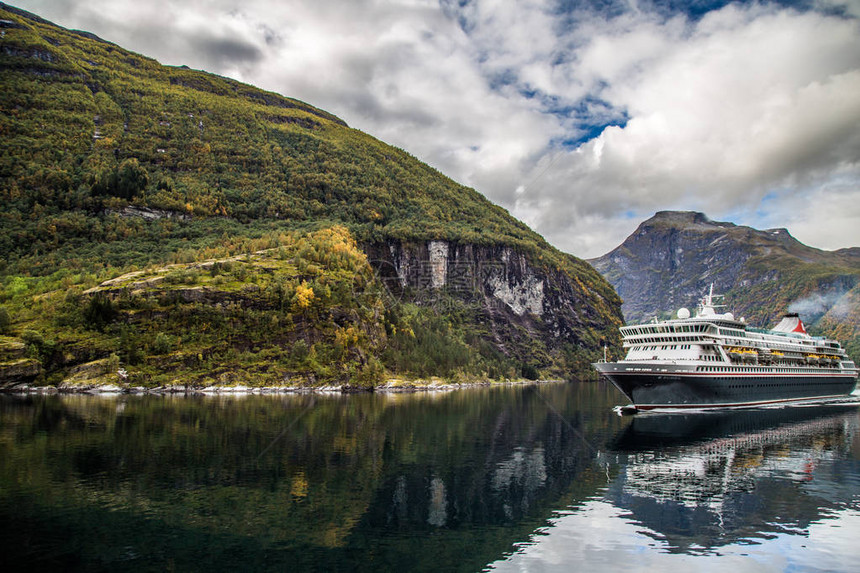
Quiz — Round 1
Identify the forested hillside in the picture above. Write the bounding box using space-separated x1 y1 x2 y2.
0 3 622 389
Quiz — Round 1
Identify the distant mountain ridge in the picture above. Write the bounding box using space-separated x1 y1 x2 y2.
589 211 860 360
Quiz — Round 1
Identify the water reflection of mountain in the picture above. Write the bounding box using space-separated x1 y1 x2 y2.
348 383 626 571
606 405 860 553
0 383 627 572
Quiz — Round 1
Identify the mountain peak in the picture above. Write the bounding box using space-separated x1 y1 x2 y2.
643 210 737 231
652 210 711 223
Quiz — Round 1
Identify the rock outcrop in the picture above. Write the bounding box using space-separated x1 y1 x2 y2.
0 358 43 388
367 239 622 369
0 336 42 388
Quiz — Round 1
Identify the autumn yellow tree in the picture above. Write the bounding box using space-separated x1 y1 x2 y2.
291 281 315 312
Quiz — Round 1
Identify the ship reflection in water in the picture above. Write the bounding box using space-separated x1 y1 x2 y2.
492 403 860 572
610 405 859 547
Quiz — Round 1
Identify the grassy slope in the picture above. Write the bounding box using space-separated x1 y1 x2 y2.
0 4 622 387
1 2 558 272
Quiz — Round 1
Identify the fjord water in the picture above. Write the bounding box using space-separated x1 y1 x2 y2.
1 383 858 572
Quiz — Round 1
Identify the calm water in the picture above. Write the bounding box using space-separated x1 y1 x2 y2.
1 381 859 572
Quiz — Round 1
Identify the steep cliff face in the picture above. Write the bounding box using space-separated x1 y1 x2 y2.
589 211 860 360
366 240 622 374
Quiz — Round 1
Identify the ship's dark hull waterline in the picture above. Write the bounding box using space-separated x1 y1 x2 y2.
598 370 858 411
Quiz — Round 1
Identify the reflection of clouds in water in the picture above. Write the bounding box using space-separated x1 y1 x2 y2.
800 509 860 571
488 500 860 572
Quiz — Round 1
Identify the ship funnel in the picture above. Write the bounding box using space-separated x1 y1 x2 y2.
772 313 808 336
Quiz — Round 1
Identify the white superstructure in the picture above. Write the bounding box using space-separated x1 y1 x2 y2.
618 286 857 375
594 286 858 409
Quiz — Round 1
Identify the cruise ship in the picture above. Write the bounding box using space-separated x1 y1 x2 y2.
594 286 859 410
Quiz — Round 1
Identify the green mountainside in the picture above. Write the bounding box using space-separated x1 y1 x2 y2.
589 211 860 361
0 3 623 389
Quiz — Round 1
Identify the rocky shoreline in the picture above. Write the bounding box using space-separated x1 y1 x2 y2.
2 378 561 396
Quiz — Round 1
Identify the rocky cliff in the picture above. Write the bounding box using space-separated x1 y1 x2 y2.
366 239 621 372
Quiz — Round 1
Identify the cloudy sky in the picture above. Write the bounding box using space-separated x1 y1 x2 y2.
12 0 860 257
